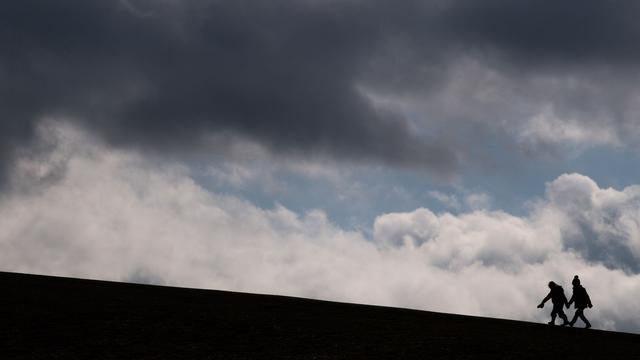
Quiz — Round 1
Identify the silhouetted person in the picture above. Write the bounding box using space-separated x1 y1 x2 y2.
567 275 592 329
537 281 569 326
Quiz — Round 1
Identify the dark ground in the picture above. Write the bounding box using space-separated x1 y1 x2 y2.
1 271 639 359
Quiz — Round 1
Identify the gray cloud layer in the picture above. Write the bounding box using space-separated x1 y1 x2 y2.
3 0 640 183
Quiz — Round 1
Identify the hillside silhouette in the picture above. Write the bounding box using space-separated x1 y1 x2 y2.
1 271 638 359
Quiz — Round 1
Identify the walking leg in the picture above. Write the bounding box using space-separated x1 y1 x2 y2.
559 310 569 326
578 310 591 328
569 310 579 327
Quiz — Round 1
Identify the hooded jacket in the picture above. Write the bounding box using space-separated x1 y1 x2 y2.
568 284 592 309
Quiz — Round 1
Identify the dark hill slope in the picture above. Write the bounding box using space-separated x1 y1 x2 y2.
1 271 638 359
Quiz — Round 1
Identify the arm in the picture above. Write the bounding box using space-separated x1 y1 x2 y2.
538 292 551 308
567 293 574 308
585 289 593 308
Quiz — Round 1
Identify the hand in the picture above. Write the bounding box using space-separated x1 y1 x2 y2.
537 304 543 308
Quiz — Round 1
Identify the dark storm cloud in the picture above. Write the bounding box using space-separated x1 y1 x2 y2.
441 1 640 65
0 0 456 180
2 0 640 183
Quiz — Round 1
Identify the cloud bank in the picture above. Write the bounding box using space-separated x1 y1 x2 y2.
2 122 640 332
4 0 640 183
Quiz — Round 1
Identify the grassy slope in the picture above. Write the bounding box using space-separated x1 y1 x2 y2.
1 271 638 359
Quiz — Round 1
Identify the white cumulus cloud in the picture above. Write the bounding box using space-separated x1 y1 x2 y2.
2 121 640 333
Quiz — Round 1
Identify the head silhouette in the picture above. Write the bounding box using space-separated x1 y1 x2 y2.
548 281 556 289
572 275 581 286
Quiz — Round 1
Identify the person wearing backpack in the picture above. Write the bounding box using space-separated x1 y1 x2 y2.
537 281 570 326
567 275 593 328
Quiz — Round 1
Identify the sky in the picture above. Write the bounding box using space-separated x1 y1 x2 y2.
2 0 640 333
